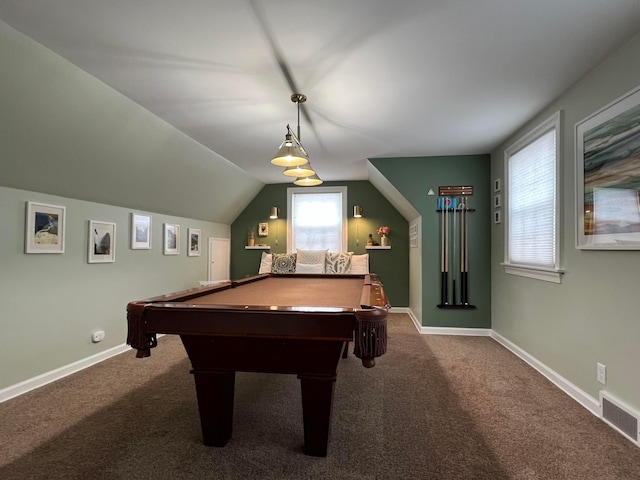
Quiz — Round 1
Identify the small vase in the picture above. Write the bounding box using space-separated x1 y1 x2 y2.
248 237 255 247
380 234 388 246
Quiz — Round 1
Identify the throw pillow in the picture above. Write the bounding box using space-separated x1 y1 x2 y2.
325 252 352 274
271 253 297 274
258 252 272 274
296 249 328 267
295 263 324 274
350 254 369 274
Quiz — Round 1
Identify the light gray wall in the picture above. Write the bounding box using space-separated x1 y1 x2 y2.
490 31 640 413
0 19 263 224
0 19 262 392
0 186 229 390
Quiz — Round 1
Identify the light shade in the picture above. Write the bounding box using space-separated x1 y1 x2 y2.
353 205 363 217
270 128 308 167
270 207 279 219
282 162 315 178
294 174 323 186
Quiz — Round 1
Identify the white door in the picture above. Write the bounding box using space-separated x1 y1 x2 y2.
208 237 230 282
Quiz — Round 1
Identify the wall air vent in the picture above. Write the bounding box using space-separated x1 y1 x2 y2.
600 391 639 446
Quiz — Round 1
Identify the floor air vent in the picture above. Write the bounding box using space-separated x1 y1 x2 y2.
600 391 639 446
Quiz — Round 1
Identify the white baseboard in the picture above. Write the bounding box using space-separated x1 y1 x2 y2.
0 343 131 404
402 308 600 418
491 331 600 417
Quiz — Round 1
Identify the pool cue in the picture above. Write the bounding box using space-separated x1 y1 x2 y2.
451 198 458 305
461 199 469 305
458 200 465 306
440 197 449 305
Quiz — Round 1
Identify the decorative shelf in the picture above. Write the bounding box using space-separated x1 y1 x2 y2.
245 245 271 250
366 246 391 250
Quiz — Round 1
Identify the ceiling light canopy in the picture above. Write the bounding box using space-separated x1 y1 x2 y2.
271 93 322 186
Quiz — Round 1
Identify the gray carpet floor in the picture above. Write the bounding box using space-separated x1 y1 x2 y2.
1 313 639 479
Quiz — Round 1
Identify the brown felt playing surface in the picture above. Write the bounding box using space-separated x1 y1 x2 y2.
188 276 364 309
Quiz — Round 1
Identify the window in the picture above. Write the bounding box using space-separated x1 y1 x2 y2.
504 111 562 283
287 186 347 253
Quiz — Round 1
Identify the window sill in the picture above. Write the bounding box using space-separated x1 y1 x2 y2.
502 264 563 283
366 246 391 250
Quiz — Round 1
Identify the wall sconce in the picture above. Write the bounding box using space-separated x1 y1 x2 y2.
353 205 363 248
270 207 279 250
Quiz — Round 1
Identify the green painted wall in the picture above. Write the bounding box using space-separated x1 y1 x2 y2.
490 30 640 413
0 186 228 391
230 181 409 307
370 155 491 329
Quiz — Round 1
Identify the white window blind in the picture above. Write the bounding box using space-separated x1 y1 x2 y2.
505 112 561 277
288 187 347 252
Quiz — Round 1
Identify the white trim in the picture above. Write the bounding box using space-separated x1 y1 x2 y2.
491 331 600 417
503 264 563 283
421 326 492 336
0 343 131 404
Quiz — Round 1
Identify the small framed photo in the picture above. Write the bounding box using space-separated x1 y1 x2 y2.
493 194 502 208
493 178 502 192
188 228 201 257
131 213 151 249
494 210 502 224
164 223 180 255
25 201 66 254
258 222 268 237
88 220 116 263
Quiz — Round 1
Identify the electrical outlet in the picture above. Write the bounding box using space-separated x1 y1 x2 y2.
91 330 105 343
597 362 607 385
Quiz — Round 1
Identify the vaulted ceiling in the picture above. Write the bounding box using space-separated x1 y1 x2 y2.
2 0 640 184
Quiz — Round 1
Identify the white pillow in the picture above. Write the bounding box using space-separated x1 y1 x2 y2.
258 252 272 274
295 263 324 274
296 249 328 268
350 254 369 274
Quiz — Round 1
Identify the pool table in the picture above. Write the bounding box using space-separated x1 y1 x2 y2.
126 273 389 457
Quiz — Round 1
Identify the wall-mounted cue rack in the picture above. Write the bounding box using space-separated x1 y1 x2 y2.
437 185 476 309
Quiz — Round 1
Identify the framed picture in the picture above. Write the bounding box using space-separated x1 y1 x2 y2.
88 220 116 263
494 210 502 224
258 222 268 237
164 223 180 255
493 194 502 208
131 213 151 249
25 201 66 254
576 84 640 249
188 228 201 256
493 178 501 193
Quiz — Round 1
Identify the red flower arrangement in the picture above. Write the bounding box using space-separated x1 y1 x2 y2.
377 226 390 236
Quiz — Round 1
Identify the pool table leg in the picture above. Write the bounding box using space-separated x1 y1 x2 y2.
298 374 337 457
191 369 235 447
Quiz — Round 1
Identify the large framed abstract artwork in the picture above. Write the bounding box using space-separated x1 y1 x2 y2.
576 85 640 249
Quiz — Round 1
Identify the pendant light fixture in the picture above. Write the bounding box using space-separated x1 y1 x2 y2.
271 93 322 185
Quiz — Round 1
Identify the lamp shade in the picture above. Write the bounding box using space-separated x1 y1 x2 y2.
271 130 308 167
282 162 315 178
353 205 363 217
270 207 279 219
294 174 323 186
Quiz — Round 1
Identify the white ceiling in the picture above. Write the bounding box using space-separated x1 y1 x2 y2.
2 0 640 185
